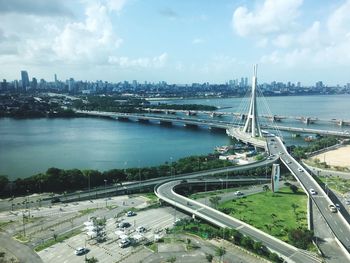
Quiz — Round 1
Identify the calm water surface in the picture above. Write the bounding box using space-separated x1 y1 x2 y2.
1 95 349 179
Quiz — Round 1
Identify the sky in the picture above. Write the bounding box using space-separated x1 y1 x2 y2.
0 0 350 85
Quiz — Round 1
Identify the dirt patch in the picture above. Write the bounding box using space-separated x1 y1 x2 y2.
311 145 350 169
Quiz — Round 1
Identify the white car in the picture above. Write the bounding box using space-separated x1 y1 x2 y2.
335 203 340 210
309 188 317 195
75 247 89 255
234 191 244 196
298 168 303 172
126 211 136 217
119 238 130 248
328 204 337 213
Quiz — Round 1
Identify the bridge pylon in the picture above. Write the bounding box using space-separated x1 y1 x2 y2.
242 64 262 138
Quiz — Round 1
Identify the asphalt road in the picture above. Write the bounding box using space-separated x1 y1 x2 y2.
269 137 350 255
155 179 320 263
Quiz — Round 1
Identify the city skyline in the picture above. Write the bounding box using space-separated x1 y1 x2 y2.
1 0 350 85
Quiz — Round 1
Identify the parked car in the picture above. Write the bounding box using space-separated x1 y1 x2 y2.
126 211 136 217
328 204 337 213
136 226 146 233
309 188 317 195
345 200 350 205
119 238 130 248
118 222 131 228
74 247 89 256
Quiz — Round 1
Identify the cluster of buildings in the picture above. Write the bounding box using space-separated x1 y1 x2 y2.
1 70 350 97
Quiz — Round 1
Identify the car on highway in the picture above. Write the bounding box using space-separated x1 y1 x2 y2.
335 203 340 210
234 191 244 196
74 247 89 256
309 188 317 195
119 238 131 248
126 211 136 217
298 168 303 172
286 160 292 164
329 204 337 213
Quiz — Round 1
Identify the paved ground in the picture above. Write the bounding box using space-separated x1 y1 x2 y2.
38 207 188 263
0 232 42 263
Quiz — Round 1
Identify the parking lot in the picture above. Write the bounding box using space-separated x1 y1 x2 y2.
38 207 187 263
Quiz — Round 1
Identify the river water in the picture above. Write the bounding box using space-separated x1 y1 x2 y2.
1 95 349 179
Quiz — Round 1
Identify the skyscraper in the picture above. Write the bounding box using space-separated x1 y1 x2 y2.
21 70 30 89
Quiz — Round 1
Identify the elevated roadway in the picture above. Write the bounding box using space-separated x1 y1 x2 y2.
155 179 321 263
268 137 350 258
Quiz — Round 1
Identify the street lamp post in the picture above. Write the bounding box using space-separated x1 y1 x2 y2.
138 160 141 193
170 157 173 178
104 180 107 207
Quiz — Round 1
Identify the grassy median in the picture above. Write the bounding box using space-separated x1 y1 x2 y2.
218 187 308 242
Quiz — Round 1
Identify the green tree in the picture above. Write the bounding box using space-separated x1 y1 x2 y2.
86 257 98 263
205 253 213 262
289 184 298 193
215 247 226 262
288 228 313 249
209 196 221 208
0 175 9 195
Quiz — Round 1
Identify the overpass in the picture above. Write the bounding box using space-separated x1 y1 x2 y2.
76 110 350 138
155 136 350 261
155 179 321 263
269 136 350 258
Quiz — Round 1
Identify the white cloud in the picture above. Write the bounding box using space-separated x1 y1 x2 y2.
53 2 122 63
232 0 303 37
259 0 350 69
108 52 168 68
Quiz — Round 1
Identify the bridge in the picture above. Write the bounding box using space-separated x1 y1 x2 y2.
77 110 350 138
143 108 350 126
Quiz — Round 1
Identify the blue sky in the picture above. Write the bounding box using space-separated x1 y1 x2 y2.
0 0 350 85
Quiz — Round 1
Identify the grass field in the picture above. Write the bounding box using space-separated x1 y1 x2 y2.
218 187 308 242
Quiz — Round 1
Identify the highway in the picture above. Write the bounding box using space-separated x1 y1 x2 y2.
269 137 350 256
155 180 321 263
0 157 278 212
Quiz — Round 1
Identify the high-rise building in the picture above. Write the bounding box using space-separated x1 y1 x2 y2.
31 78 38 89
21 70 30 89
68 78 75 92
54 74 57 83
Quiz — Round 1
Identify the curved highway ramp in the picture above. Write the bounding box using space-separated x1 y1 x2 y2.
155 179 321 263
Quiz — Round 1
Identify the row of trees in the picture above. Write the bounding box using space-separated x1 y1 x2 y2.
172 219 284 262
292 136 339 159
0 154 233 196
149 103 217 111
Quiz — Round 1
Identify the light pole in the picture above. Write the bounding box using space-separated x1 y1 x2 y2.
88 171 91 200
170 157 173 178
138 160 141 193
104 180 107 207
